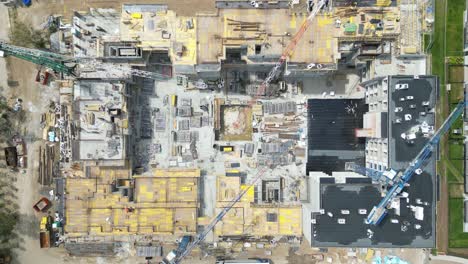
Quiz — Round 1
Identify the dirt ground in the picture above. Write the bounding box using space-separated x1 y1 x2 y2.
437 160 449 254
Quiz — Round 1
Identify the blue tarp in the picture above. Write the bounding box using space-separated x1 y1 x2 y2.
373 256 410 264
385 256 409 264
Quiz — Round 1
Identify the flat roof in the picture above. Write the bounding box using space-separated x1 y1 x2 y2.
306 99 367 174
312 181 434 247
388 76 437 168
311 75 437 248
387 75 437 247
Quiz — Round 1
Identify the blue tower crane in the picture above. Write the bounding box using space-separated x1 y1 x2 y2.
345 162 397 184
363 101 465 225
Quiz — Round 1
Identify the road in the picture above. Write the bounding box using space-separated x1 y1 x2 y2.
0 6 9 90
0 4 63 264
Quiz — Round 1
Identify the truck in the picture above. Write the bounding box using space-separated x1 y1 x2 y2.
33 197 51 212
39 216 50 248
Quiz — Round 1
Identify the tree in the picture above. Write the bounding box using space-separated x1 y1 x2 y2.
0 212 16 238
9 13 49 48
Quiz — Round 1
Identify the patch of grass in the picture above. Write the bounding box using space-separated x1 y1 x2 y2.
451 159 465 174
449 66 465 83
423 33 432 52
449 199 468 247
449 142 464 160
449 83 464 104
447 169 463 183
431 0 446 86
447 56 464 65
446 0 466 54
449 184 465 198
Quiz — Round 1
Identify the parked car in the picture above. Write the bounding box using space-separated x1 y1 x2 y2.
409 104 416 109
394 107 403 112
406 95 414 100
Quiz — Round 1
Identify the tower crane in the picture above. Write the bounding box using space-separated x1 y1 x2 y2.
171 167 268 264
171 2 326 264
170 2 326 262
256 0 326 96
348 101 465 225
345 162 396 185
0 42 169 80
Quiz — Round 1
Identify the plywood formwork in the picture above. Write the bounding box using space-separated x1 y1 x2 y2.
120 7 197 66
197 14 224 64
65 167 200 237
196 8 339 64
120 5 339 65
215 176 301 237
134 177 198 203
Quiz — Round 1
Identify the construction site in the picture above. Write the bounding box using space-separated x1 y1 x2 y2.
0 0 450 263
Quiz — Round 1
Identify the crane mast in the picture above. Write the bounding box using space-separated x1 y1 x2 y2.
0 42 169 80
174 2 325 263
2 2 326 261
365 101 465 225
173 168 268 263
0 41 77 75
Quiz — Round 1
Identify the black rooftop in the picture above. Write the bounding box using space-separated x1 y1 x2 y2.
306 99 367 174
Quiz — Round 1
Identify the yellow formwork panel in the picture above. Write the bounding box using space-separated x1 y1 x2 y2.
240 184 254 203
318 16 333 27
131 13 142 19
138 208 174 233
251 208 278 235
366 249 375 261
112 208 139 233
290 13 297 28
376 0 392 7
153 168 200 178
217 176 240 202
180 186 192 192
137 184 155 202
216 207 244 235
89 208 112 225
279 207 301 235
138 226 154 234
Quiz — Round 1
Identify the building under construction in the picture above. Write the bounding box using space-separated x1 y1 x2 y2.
5 0 432 259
